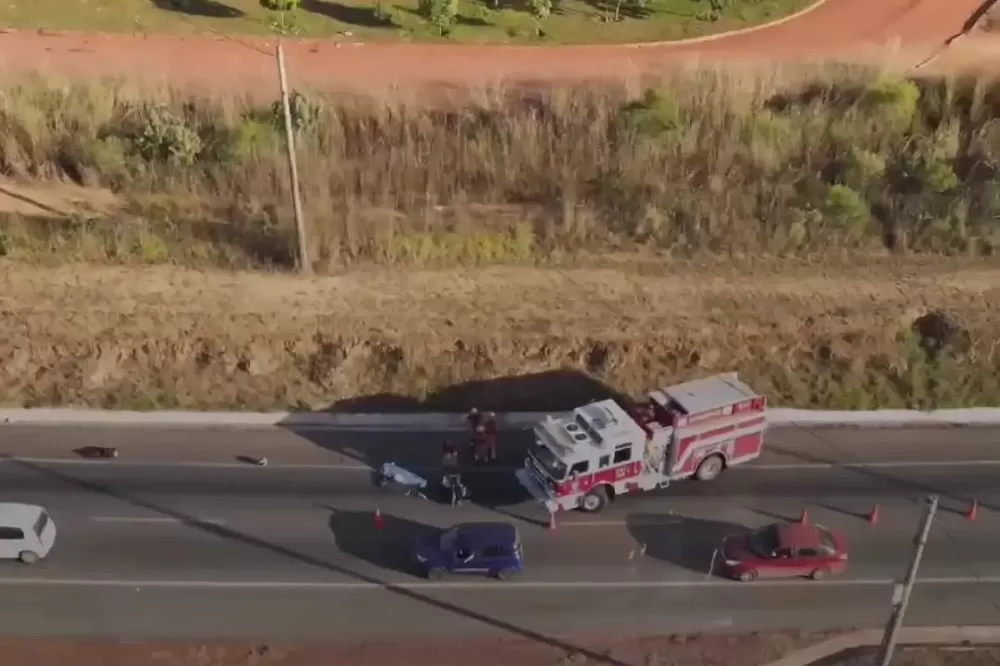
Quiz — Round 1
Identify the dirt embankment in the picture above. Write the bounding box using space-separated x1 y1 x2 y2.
3 258 998 412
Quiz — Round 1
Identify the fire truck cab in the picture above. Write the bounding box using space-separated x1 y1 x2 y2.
514 372 768 514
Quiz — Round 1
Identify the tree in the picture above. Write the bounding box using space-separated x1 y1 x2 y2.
260 0 301 34
418 0 458 35
529 0 551 35
612 0 645 21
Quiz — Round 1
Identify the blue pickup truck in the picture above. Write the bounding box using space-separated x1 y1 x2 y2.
413 522 524 580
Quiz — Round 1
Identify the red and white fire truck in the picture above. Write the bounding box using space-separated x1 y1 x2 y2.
514 372 768 513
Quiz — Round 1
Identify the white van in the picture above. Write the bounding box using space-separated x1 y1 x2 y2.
0 503 56 564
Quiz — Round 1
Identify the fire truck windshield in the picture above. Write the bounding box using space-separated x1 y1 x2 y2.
530 441 569 481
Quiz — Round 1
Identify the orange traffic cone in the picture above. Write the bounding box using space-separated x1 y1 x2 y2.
374 507 385 529
967 500 978 522
868 504 880 525
798 508 809 523
548 511 557 531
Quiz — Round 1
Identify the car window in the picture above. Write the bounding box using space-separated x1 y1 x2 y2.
613 446 631 464
599 455 610 468
481 545 506 557
570 461 589 475
797 548 819 557
747 525 780 558
0 526 24 540
775 548 793 559
456 547 472 560
817 526 838 553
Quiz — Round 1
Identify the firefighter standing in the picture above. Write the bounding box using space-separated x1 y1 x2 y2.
483 411 498 461
441 441 460 471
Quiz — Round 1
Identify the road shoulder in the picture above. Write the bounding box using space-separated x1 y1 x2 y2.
0 631 843 666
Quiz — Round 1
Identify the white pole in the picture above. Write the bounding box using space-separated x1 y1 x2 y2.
276 43 310 274
875 494 939 666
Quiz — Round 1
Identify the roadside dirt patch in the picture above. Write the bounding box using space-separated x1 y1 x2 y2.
3 257 1000 411
0 0 985 93
0 631 842 666
0 177 122 218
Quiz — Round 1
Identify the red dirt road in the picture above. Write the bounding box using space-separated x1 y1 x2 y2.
0 0 990 93
0 631 843 666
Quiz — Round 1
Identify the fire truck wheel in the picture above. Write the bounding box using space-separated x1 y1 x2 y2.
579 487 608 513
694 454 725 482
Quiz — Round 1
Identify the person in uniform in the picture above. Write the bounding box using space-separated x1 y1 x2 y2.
441 440 459 470
483 411 498 461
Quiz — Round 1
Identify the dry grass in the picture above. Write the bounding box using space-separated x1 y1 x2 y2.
4 256 1000 411
4 66 1000 410
3 64 1000 272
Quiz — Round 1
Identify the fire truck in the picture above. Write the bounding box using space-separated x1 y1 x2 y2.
514 372 768 514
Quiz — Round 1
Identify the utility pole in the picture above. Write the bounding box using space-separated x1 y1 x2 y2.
276 42 310 274
875 494 939 666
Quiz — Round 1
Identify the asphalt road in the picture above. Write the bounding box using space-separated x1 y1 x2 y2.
1 423 1000 640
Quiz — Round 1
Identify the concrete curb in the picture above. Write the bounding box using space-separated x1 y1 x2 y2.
2 407 1000 429
762 625 1000 666
620 0 829 48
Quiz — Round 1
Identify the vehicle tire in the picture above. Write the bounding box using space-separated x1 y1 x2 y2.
579 487 609 513
18 551 38 565
810 568 829 581
495 567 515 581
695 454 725 482
426 567 445 580
738 570 758 582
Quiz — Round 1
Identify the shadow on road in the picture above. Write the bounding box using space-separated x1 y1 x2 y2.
276 370 623 512
277 369 620 468
326 508 430 576
626 513 750 579
315 370 626 414
7 456 628 666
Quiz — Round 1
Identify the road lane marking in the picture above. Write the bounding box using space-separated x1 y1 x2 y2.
3 457 369 471
0 577 896 589
10 456 1000 472
751 460 1000 470
0 576 998 590
89 516 227 525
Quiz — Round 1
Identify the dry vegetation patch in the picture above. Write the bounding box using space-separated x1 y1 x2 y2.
3 258 999 411
3 67 1000 410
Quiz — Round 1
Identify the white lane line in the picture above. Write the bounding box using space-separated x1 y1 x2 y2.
750 460 1000 471
0 576 999 590
4 457 368 471
89 516 227 525
9 456 1000 473
0 577 894 590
